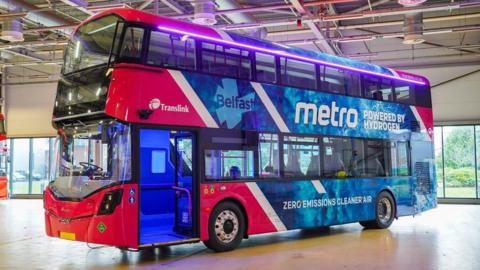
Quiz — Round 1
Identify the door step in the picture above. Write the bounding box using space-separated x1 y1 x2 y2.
138 238 201 248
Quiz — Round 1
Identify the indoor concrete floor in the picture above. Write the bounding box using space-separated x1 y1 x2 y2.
0 200 478 270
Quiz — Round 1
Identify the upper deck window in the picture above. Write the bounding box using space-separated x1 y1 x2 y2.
395 82 414 105
255 53 276 84
320 66 361 97
280 57 316 90
147 31 196 69
363 76 394 102
119 27 145 62
63 15 121 74
201 43 252 80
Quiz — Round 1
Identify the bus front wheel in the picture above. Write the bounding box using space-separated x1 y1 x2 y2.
203 201 245 252
359 191 396 229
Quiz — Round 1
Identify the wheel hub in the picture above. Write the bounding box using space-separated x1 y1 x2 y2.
214 210 239 243
378 197 392 224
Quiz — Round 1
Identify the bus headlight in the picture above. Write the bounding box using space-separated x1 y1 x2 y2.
97 189 123 215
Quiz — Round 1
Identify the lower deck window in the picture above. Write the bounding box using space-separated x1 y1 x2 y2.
205 150 254 180
283 136 320 177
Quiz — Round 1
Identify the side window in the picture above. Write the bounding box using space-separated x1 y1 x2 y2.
391 141 410 176
414 84 432 107
283 136 320 177
322 137 365 178
395 83 414 105
280 58 316 90
151 150 166 173
255 53 276 83
365 140 392 177
201 43 251 79
204 150 254 180
147 31 196 69
259 133 280 178
363 76 394 101
319 66 361 96
119 27 145 62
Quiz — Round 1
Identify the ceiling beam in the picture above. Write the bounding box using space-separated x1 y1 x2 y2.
1 48 49 61
289 0 337 55
345 0 390 14
160 0 187 14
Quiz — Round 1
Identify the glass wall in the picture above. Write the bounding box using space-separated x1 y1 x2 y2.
435 125 479 199
5 137 56 195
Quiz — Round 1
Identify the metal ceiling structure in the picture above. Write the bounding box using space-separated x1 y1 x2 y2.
0 0 479 80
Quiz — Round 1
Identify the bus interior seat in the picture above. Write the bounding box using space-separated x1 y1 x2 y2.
320 81 330 92
374 157 385 176
285 151 303 176
372 91 384 101
324 153 345 177
229 166 241 179
306 155 320 176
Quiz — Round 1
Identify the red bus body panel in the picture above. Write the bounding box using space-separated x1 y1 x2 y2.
44 184 139 249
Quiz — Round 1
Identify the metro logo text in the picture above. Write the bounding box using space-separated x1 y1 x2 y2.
294 101 358 128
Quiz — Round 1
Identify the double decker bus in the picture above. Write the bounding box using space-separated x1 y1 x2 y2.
44 8 436 252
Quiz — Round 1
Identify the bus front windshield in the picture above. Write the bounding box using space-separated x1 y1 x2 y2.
63 15 121 74
49 121 131 200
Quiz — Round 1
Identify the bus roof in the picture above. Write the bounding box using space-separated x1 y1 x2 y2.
80 8 429 86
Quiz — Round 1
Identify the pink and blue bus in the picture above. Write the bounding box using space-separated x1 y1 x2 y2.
44 8 436 252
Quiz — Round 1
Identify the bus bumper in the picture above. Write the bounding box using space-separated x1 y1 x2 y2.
44 184 139 249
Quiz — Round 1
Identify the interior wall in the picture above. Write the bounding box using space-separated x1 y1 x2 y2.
404 65 480 124
5 81 57 137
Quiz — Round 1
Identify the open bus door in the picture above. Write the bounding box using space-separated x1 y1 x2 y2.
138 129 197 247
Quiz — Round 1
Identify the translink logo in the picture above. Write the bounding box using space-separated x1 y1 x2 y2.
215 79 255 128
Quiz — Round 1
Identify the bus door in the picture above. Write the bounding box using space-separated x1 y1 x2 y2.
173 135 193 236
138 129 196 246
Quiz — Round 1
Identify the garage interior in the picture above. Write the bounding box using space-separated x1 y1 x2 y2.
0 0 479 269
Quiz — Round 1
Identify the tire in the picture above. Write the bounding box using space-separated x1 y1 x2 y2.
359 191 396 229
203 201 245 252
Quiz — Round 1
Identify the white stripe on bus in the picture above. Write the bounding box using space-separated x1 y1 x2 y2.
251 82 290 133
168 70 219 128
311 180 326 194
245 182 287 231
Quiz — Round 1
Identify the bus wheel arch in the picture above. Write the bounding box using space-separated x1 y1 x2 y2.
203 198 248 252
360 189 397 229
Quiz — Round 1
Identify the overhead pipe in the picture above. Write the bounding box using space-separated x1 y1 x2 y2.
403 12 424 44
1 4 23 42
191 0 217 25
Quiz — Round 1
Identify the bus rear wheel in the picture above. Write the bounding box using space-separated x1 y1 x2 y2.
360 191 396 229
203 201 245 252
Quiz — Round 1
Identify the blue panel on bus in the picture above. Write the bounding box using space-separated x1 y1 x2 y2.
181 70 421 140
263 84 417 140
254 177 415 230
183 72 279 132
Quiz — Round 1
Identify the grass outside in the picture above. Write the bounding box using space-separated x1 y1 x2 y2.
443 187 478 198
